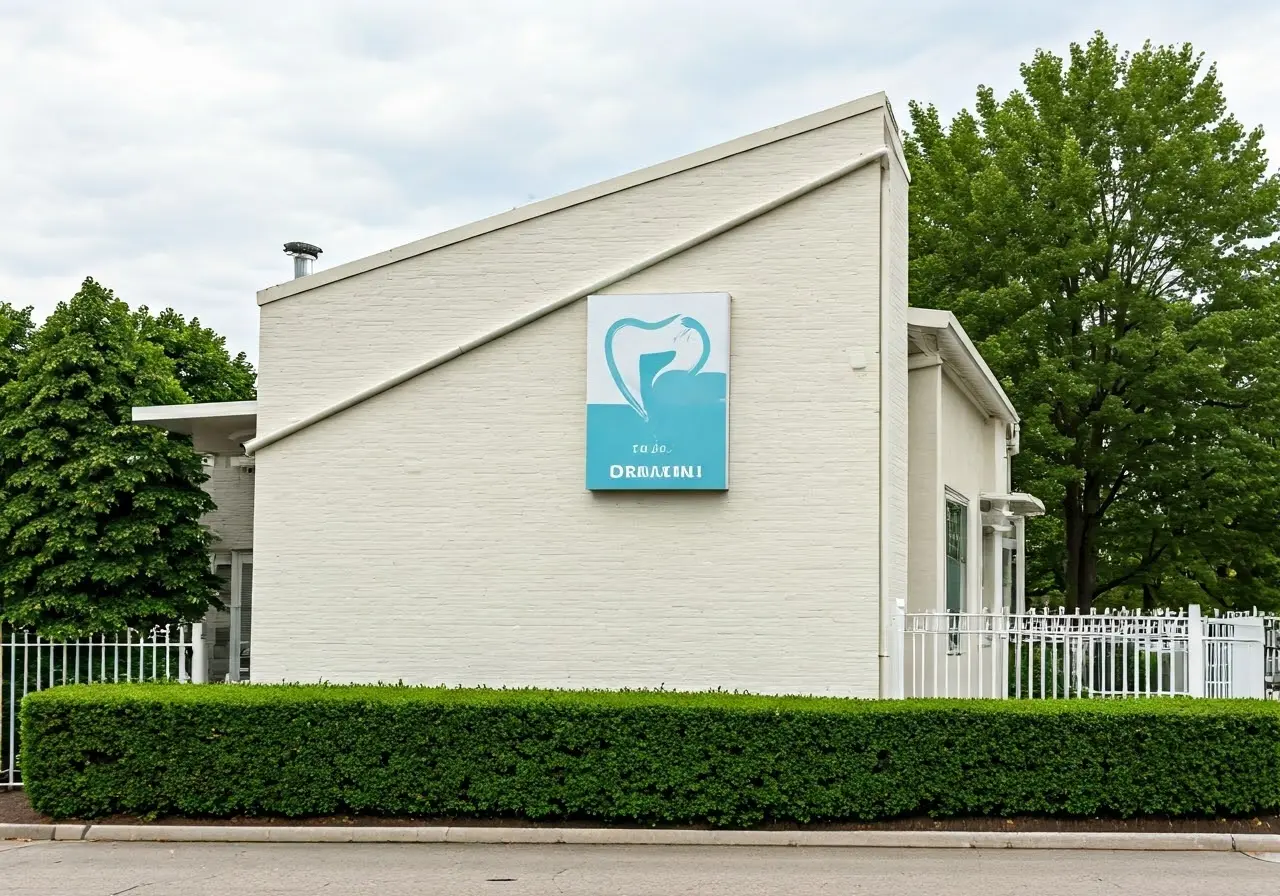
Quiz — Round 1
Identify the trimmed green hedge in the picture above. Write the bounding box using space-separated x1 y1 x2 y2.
20 684 1280 823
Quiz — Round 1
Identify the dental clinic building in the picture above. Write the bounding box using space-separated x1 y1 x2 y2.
135 91 1041 697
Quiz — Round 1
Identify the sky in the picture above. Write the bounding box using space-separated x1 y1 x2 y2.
1 1 1277 364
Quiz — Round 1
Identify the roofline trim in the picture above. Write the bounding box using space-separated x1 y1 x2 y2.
907 308 1018 424
245 147 891 455
131 400 258 423
256 92 893 306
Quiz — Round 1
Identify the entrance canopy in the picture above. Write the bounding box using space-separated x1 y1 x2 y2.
132 401 258 454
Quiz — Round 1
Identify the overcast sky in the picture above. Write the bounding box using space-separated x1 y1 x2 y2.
1 1 1276 363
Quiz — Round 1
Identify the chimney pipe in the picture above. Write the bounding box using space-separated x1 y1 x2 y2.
283 241 322 279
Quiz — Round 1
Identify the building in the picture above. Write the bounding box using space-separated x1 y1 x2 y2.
134 91 1042 697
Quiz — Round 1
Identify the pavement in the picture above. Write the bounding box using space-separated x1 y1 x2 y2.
2 842 1279 895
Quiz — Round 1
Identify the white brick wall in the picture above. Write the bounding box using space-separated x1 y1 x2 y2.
907 365 942 613
879 126 911 687
249 108 894 696
940 374 1003 610
909 367 1014 617
255 113 886 435
202 457 255 553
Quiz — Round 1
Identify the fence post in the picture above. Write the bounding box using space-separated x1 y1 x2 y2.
1187 604 1206 698
190 623 208 685
889 599 906 699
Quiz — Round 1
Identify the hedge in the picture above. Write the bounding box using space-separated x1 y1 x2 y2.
20 683 1280 824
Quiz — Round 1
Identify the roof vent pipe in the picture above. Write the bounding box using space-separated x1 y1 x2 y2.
283 242 322 279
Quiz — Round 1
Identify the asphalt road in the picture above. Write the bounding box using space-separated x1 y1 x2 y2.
3 841 1279 895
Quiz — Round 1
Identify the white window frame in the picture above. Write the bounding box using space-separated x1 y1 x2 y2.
944 488 969 653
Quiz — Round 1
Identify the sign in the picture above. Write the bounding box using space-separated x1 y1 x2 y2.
586 293 730 490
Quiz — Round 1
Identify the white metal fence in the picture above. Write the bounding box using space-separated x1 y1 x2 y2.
1227 611 1280 699
896 605 1269 700
1 623 205 788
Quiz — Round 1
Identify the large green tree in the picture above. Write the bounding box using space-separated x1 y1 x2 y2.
906 33 1280 611
0 279 220 636
135 307 256 403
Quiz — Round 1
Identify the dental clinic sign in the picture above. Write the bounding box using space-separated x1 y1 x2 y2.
586 293 730 490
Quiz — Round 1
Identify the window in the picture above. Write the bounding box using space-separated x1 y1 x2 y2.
945 495 968 650
237 558 253 681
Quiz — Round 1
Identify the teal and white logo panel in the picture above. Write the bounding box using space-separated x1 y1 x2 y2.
586 293 730 491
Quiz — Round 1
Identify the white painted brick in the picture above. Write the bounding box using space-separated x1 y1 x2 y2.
256 113 886 433
941 374 998 608
880 134 911 684
907 367 942 613
202 458 255 552
250 109 896 697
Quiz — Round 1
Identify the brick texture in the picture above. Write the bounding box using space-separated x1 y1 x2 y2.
250 109 894 696
202 457 255 553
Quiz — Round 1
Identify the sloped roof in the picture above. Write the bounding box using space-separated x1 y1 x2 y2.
258 91 906 306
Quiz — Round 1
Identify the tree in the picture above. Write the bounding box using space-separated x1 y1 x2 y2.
135 307 256 403
0 279 221 637
906 33 1280 611
0 302 33 387
0 303 34 593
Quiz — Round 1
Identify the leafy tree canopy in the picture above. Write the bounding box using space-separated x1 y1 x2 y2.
0 302 33 387
906 32 1280 611
0 279 220 636
135 307 255 404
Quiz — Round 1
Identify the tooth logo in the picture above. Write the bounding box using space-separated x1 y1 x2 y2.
586 292 730 491
603 314 711 422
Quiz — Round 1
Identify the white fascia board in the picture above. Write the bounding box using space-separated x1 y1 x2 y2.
906 308 1018 424
256 92 897 306
131 401 258 424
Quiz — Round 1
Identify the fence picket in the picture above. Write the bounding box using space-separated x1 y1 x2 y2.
902 606 1274 701
1 624 200 789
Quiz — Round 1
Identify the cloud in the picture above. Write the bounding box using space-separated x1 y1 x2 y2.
0 1 1276 364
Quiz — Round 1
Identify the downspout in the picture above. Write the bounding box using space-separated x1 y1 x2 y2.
245 147 891 455
877 150 894 698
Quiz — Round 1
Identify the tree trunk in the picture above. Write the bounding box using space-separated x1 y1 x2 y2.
1063 481 1101 612
1064 485 1082 612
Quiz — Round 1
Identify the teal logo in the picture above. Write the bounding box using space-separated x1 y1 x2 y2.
604 314 711 422
586 294 730 491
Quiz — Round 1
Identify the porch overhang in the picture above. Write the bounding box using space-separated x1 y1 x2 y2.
981 492 1046 518
132 401 258 455
980 491 1046 533
907 308 1018 426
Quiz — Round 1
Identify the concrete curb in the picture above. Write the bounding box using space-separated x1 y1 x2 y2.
2 824 1279 850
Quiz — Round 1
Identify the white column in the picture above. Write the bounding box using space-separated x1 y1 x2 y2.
985 528 1002 613
1015 516 1027 615
191 623 208 685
